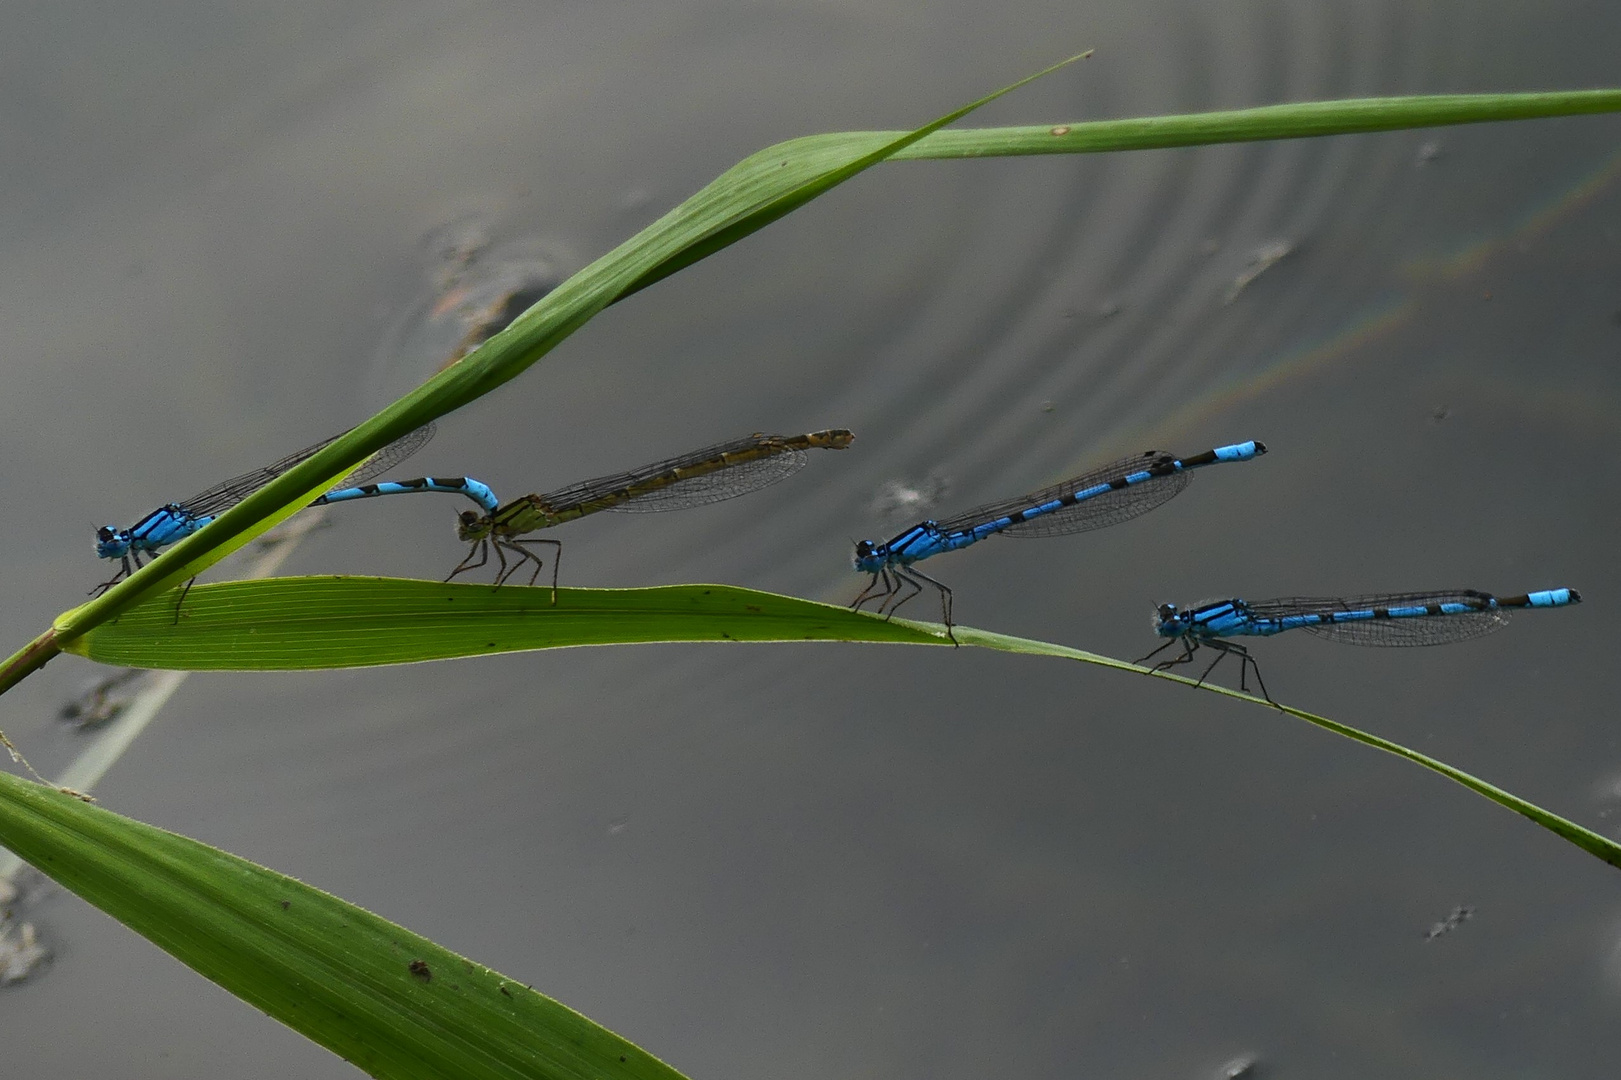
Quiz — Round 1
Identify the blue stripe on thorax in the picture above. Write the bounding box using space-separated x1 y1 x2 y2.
1191 601 1275 637
886 524 950 561
128 507 213 552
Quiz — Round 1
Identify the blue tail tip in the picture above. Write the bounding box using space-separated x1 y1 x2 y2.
1213 439 1267 461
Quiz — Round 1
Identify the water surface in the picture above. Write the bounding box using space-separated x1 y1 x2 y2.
2 1 1619 1077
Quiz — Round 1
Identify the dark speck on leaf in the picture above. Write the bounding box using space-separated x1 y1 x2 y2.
745 605 762 612
500 984 512 997
409 959 432 980
620 1057 627 1063
279 899 290 910
487 642 497 648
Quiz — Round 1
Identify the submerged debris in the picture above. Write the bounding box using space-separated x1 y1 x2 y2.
253 512 332 552
0 917 51 986
1224 240 1295 304
58 668 147 730
1424 904 1475 941
369 214 563 401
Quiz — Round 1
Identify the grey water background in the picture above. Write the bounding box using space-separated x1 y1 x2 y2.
2 0 1620 1076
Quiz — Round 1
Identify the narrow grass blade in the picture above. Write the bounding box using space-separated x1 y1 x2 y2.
66 575 1621 874
0 770 689 1080
889 89 1621 159
942 624 1621 873
613 52 1090 298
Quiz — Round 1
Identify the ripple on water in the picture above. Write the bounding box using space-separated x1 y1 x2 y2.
365 213 567 407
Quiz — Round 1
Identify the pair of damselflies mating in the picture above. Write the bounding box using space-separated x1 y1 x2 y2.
96 428 1579 699
93 427 854 600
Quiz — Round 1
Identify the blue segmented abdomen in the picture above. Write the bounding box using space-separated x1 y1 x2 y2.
1162 589 1581 647
854 439 1267 571
314 476 499 513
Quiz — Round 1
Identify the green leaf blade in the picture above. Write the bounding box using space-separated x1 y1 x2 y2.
889 89 1621 158
63 578 947 669
0 771 688 1080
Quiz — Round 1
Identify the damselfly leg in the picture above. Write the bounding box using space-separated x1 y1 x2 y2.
499 538 562 602
850 569 895 612
881 565 956 645
1134 637 1184 669
446 538 491 582
879 570 923 618
91 559 132 596
490 537 555 595
170 576 197 624
849 564 901 612
1193 639 1274 705
1142 636 1275 706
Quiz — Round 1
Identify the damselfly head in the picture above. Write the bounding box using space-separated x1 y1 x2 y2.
1153 603 1187 636
455 511 491 542
95 526 130 559
852 539 885 573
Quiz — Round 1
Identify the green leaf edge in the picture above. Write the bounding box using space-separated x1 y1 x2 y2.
0 768 689 1080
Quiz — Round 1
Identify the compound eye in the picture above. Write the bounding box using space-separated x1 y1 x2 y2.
458 511 479 526
855 541 873 557
1156 604 1177 620
97 526 117 542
